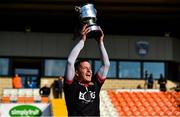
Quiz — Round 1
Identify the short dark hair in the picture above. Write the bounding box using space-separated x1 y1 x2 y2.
75 59 90 71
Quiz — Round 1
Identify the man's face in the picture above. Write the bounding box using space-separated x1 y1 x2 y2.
77 61 92 82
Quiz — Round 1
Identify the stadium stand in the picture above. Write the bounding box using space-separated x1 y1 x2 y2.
1 88 50 103
100 90 119 116
1 87 180 116
105 89 180 116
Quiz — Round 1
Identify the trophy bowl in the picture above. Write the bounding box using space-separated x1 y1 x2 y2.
75 3 102 38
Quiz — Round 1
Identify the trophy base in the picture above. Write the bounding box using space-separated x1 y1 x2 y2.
87 25 102 39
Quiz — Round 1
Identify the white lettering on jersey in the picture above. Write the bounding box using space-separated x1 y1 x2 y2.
79 91 95 103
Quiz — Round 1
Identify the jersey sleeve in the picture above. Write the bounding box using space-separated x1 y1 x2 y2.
65 40 84 84
96 41 110 80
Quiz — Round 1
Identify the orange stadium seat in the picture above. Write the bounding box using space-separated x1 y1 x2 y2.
25 97 34 103
2 96 10 103
107 90 180 116
140 110 149 116
41 97 49 103
17 97 25 103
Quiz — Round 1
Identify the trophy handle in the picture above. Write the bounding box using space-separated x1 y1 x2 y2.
75 6 81 13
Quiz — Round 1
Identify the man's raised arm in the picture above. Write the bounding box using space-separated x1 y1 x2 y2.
65 40 85 84
65 25 89 84
96 27 110 81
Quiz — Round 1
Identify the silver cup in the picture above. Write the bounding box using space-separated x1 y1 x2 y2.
75 3 102 38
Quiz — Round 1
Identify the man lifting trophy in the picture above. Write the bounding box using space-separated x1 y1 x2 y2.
75 3 102 38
